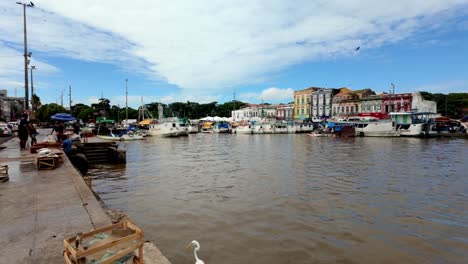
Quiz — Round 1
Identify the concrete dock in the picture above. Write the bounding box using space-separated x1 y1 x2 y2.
0 133 170 264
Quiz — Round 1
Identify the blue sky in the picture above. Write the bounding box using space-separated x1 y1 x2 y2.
1 0 467 109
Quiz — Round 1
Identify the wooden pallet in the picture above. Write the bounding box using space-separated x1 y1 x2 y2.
64 221 144 264
0 164 8 182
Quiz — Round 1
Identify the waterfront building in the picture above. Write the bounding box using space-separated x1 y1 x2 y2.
276 104 294 121
232 104 276 121
411 92 437 113
382 93 412 114
294 87 318 120
332 88 374 117
311 88 340 119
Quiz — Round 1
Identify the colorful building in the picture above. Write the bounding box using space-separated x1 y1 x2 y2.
276 104 294 121
332 88 374 117
382 93 412 114
311 88 340 119
293 87 317 120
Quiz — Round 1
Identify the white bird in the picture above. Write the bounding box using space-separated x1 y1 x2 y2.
186 240 205 264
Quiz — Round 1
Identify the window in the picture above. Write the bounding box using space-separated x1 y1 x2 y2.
301 98 304 104
296 109 299 115
301 109 304 114
297 98 299 104
307 97 310 103
350 106 354 113
306 109 309 114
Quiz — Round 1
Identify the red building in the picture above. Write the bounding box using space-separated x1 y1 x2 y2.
381 93 412 114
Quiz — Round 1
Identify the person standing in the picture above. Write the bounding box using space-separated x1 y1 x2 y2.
28 123 38 146
51 121 65 143
18 114 29 150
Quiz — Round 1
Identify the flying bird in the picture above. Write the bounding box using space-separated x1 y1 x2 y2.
355 46 360 51
30 2 35 7
186 240 205 264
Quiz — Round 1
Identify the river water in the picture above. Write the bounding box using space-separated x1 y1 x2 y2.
88 134 468 264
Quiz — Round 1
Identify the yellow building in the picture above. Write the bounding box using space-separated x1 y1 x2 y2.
294 87 317 120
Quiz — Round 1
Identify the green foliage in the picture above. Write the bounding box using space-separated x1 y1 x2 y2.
31 93 41 110
420 92 468 118
35 103 68 122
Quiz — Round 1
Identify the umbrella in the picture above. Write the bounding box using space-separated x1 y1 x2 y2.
50 113 76 121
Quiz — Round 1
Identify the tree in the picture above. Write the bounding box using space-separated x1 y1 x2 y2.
420 92 468 118
72 103 93 122
35 103 68 122
91 98 111 117
31 93 41 110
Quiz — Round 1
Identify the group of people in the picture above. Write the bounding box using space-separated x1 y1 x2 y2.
17 114 38 150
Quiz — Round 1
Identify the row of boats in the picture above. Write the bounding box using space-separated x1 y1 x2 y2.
95 111 441 140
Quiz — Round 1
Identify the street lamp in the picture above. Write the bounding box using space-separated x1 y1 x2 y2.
16 1 35 111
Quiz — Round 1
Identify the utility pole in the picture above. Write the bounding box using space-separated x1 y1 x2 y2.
391 83 396 112
68 85 72 111
30 65 35 111
60 90 64 107
16 1 34 111
125 79 128 123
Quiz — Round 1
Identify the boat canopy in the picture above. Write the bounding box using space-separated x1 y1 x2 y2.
139 118 153 125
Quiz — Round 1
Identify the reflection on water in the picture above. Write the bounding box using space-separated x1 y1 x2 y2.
88 135 468 264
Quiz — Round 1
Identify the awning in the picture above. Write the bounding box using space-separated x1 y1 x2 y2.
139 118 152 125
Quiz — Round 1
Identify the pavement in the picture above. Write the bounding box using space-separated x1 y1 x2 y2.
0 131 170 264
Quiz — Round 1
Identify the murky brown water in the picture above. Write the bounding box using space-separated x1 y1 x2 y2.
88 135 468 264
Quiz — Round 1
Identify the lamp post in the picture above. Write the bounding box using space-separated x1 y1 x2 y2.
16 1 34 111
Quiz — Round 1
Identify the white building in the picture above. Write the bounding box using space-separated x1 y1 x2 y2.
411 92 437 113
232 104 276 121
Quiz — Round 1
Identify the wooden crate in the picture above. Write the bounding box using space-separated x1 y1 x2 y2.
36 156 57 170
64 221 144 264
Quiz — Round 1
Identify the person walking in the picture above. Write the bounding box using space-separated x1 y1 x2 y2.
18 113 29 150
28 123 38 146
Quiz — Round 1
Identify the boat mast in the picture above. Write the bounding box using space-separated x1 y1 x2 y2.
125 78 128 125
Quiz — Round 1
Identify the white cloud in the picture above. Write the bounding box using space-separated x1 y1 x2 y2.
1 0 467 95
259 87 294 101
239 87 294 103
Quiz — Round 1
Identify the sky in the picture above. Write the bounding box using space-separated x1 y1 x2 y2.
0 0 467 109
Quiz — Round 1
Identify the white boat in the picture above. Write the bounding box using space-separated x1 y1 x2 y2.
176 119 189 136
354 120 400 137
201 122 213 133
212 121 230 133
273 123 288 134
300 123 314 133
147 119 180 137
308 131 332 137
287 124 297 134
188 125 198 134
97 132 144 141
262 123 274 134
235 125 253 134
391 112 438 137
252 124 264 134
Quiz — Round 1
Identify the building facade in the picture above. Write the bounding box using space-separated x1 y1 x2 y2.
411 92 437 113
276 104 294 121
382 93 412 114
332 88 374 117
311 88 339 119
0 90 25 121
293 87 317 120
232 104 276 121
